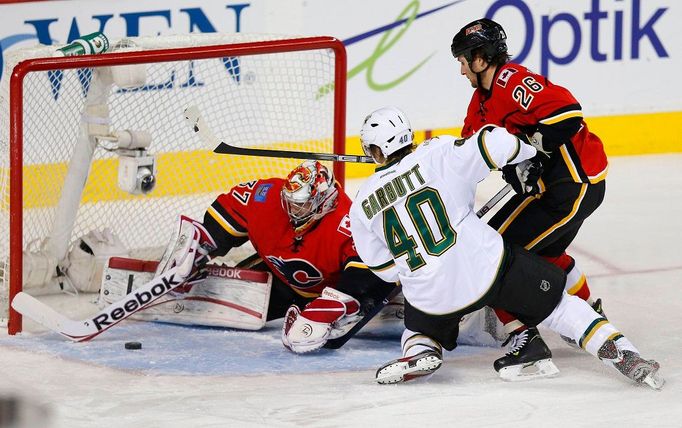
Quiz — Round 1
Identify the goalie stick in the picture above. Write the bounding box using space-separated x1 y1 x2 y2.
183 105 375 163
11 266 185 342
324 183 512 349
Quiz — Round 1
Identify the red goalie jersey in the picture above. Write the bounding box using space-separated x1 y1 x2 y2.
202 178 359 298
461 63 608 186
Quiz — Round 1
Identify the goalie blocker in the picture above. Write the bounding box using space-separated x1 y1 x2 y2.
100 257 272 330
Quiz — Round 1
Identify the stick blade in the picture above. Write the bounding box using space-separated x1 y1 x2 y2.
11 292 93 341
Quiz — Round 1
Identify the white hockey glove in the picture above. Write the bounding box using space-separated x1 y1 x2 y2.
282 287 361 354
155 215 217 287
502 158 543 196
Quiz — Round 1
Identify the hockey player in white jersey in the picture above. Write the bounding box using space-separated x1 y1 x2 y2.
349 106 663 389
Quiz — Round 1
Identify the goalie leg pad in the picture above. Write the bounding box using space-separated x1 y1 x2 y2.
457 307 506 346
100 258 272 330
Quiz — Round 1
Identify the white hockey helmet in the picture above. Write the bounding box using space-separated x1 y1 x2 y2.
281 160 339 235
360 106 413 163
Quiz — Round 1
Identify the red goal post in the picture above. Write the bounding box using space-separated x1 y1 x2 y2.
2 34 347 334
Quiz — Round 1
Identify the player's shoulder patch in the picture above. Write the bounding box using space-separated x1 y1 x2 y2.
336 214 352 237
495 66 518 88
254 183 273 202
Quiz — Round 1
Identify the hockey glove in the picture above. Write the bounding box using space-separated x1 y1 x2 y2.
155 215 218 290
282 287 360 354
502 158 543 196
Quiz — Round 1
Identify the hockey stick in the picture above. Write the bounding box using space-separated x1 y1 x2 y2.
11 266 185 342
324 183 512 349
324 285 402 350
475 183 512 218
183 105 375 163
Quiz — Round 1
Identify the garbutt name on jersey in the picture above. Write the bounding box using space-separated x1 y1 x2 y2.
360 164 426 221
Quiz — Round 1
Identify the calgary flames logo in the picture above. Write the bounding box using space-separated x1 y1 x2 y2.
266 256 324 289
465 23 482 35
284 162 331 197
284 165 314 193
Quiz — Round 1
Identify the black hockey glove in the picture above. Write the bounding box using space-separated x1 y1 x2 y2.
502 157 543 195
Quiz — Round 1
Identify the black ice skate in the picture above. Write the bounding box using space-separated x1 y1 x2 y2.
376 350 443 384
562 298 607 347
597 339 664 390
494 327 560 381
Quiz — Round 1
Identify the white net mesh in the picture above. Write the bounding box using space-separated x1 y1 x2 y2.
0 33 342 330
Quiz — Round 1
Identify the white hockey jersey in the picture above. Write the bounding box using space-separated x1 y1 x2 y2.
350 126 537 315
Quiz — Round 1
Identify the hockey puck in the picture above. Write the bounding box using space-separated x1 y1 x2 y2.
124 341 142 350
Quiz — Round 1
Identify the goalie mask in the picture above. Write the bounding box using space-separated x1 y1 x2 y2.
281 160 339 235
360 106 413 163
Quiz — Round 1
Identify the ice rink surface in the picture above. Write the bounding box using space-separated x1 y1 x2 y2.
1 154 681 427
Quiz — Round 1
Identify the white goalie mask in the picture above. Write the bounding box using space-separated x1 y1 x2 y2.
360 106 413 163
281 160 339 235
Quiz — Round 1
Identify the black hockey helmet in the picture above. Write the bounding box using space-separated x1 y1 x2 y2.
451 18 507 63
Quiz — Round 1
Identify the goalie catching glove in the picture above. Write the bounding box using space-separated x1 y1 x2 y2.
282 287 362 353
155 215 217 286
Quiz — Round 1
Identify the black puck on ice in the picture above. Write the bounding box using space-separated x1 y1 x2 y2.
124 341 142 350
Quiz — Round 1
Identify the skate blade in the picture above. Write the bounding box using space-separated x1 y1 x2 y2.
376 355 442 384
498 358 560 382
642 371 665 391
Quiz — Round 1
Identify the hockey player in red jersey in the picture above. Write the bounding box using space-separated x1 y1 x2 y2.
201 160 395 351
451 18 608 376
153 160 396 352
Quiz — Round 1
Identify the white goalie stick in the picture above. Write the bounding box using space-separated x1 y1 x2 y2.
11 266 185 342
324 183 512 349
183 105 375 163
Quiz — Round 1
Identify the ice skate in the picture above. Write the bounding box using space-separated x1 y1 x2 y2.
597 339 664 390
494 327 560 381
376 350 443 384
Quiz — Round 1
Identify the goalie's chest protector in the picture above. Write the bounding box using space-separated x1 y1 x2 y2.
243 179 355 298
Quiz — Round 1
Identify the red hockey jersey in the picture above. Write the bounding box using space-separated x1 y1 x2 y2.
206 178 359 298
461 63 608 185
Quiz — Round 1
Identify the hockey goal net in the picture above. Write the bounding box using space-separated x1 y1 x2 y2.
0 33 347 334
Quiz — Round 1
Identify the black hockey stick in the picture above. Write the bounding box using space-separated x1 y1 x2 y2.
183 105 375 163
324 285 402 349
323 183 512 349
475 183 512 218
